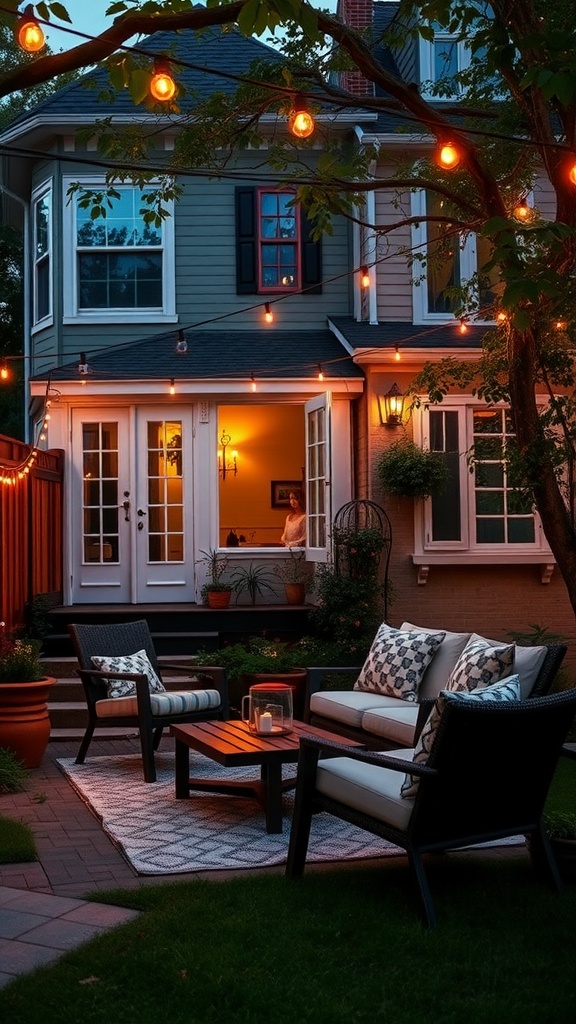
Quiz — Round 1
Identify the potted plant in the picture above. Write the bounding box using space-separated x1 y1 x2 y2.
230 562 279 605
543 810 576 882
197 548 234 608
273 548 313 605
376 439 450 499
0 623 56 768
195 636 308 717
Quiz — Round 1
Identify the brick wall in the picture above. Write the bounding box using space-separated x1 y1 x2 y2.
336 0 374 96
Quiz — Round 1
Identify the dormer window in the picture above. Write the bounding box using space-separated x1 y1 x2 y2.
419 23 471 99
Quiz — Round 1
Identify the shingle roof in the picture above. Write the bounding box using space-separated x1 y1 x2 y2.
34 328 364 383
7 22 285 126
329 316 490 351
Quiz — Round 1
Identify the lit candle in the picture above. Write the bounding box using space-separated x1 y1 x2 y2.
258 712 273 734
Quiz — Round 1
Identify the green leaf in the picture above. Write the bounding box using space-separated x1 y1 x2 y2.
48 2 72 23
127 69 151 106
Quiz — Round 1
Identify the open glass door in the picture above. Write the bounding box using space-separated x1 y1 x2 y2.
305 392 332 562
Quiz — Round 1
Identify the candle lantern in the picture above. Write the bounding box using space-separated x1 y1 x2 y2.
242 682 293 736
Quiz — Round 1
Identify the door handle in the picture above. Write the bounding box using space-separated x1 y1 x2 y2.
121 499 130 522
137 508 147 517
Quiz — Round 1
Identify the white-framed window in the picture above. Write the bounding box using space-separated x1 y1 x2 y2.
418 7 499 100
32 180 52 328
414 399 550 558
411 190 499 323
62 178 176 323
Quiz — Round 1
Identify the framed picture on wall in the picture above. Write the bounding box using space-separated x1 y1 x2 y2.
271 480 301 509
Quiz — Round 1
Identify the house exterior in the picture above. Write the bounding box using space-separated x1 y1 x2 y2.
0 1 573 660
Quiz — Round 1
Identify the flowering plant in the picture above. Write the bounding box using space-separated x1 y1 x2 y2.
273 548 313 588
0 624 45 683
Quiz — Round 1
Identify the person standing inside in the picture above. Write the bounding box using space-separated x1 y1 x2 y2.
281 489 306 546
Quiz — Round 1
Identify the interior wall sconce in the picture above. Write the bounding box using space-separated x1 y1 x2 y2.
378 383 405 426
218 430 238 479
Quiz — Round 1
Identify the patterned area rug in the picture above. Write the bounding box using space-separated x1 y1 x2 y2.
57 752 405 875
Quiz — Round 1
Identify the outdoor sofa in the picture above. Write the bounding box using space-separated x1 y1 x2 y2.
304 622 567 749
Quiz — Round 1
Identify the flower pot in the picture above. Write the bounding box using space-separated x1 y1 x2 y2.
0 677 57 768
207 590 232 609
284 583 306 605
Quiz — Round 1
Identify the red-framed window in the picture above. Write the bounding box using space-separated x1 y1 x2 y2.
257 189 300 292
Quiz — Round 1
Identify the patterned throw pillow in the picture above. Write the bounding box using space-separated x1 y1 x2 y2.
400 675 521 799
354 624 446 703
91 649 166 699
445 636 515 693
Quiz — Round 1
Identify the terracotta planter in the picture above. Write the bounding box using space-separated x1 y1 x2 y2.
0 677 57 768
206 590 232 609
284 583 306 605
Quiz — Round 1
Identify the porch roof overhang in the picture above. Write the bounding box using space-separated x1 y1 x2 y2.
328 317 490 365
29 327 365 398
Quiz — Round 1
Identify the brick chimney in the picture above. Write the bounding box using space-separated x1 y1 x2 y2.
336 0 374 97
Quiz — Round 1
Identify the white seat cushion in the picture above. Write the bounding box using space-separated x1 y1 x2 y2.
316 749 414 831
95 688 222 718
361 705 420 746
401 622 472 700
310 690 403 729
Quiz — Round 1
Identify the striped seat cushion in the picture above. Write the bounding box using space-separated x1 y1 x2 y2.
95 688 222 718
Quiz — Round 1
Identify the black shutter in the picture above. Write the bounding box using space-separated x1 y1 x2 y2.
300 210 322 295
235 187 257 294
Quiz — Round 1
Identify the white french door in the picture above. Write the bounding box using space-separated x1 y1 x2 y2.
71 407 195 603
305 392 332 562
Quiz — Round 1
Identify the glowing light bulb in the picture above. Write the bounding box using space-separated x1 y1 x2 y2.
361 266 370 288
289 97 315 139
0 365 8 381
17 9 45 53
395 346 401 362
318 365 324 382
169 378 175 396
436 142 461 169
514 201 531 221
150 63 176 102
251 375 257 392
264 303 273 324
569 162 576 186
459 321 468 334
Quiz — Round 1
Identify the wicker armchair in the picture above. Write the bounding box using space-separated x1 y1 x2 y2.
287 688 576 927
69 619 228 782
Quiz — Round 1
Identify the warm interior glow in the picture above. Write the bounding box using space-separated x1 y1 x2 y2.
289 107 315 139
150 67 177 102
17 13 45 53
436 142 461 169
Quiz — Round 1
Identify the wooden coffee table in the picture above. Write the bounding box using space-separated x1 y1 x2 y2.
171 719 362 834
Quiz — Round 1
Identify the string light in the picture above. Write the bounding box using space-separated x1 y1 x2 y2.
16 5 45 53
169 377 175 395
0 363 9 381
436 141 462 169
395 346 401 361
568 161 576 186
149 59 177 102
317 364 324 381
250 374 257 392
361 266 370 289
264 303 273 324
459 320 468 334
513 199 532 221
288 96 315 139
175 329 188 353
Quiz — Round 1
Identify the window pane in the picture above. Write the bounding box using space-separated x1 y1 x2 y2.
426 192 460 313
430 410 461 541
476 518 505 543
508 519 535 543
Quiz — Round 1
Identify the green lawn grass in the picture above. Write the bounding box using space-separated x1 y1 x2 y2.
0 757 574 1022
0 814 36 863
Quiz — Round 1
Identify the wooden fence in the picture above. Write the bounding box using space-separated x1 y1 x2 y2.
0 434 63 632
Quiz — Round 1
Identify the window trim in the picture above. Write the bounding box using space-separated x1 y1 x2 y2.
256 187 301 293
31 179 53 331
411 190 497 324
413 398 553 563
62 176 176 324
